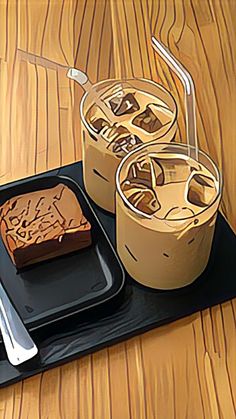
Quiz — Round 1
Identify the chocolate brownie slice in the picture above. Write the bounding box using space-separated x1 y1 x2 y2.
0 184 91 269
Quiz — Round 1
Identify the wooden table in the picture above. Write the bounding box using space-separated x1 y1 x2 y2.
0 1 235 418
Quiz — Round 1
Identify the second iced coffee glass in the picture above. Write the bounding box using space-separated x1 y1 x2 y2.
116 142 222 289
80 78 177 213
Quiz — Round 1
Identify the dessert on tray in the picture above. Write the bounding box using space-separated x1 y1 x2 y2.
0 183 91 269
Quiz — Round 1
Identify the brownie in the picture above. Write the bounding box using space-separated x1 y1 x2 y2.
0 184 92 269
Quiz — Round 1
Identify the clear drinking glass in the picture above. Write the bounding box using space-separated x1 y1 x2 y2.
116 142 222 289
80 78 178 213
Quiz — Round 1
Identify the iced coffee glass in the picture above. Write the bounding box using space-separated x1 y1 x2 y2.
116 142 222 289
80 78 177 213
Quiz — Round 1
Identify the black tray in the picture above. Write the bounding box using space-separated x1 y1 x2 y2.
0 161 236 388
0 175 125 329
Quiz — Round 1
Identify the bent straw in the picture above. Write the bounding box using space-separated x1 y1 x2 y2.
67 68 115 122
151 36 198 161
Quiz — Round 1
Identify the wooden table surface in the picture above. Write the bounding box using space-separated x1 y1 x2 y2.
0 1 235 418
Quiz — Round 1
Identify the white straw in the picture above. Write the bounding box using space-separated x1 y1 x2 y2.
151 36 198 161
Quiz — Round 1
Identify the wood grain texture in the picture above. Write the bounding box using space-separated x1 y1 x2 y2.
0 1 236 418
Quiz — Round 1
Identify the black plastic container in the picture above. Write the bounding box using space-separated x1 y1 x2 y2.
0 175 125 330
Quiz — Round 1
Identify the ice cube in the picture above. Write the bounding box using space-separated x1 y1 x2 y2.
110 125 130 138
87 104 110 134
109 92 140 116
100 124 123 142
90 117 108 133
149 103 174 126
102 83 124 102
132 105 163 133
127 156 163 188
121 181 160 215
150 156 193 184
187 173 217 207
107 128 142 158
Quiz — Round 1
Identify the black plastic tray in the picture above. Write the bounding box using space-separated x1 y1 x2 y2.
0 175 125 330
0 161 235 389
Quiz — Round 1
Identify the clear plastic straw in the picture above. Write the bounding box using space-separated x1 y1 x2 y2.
151 36 198 161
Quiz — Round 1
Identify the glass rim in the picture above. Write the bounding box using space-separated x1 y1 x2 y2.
80 77 178 140
116 142 222 221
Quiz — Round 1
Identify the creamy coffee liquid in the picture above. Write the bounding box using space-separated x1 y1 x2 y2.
116 151 220 289
82 81 177 212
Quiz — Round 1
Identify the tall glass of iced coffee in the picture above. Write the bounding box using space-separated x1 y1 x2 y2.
80 78 177 213
116 142 222 289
